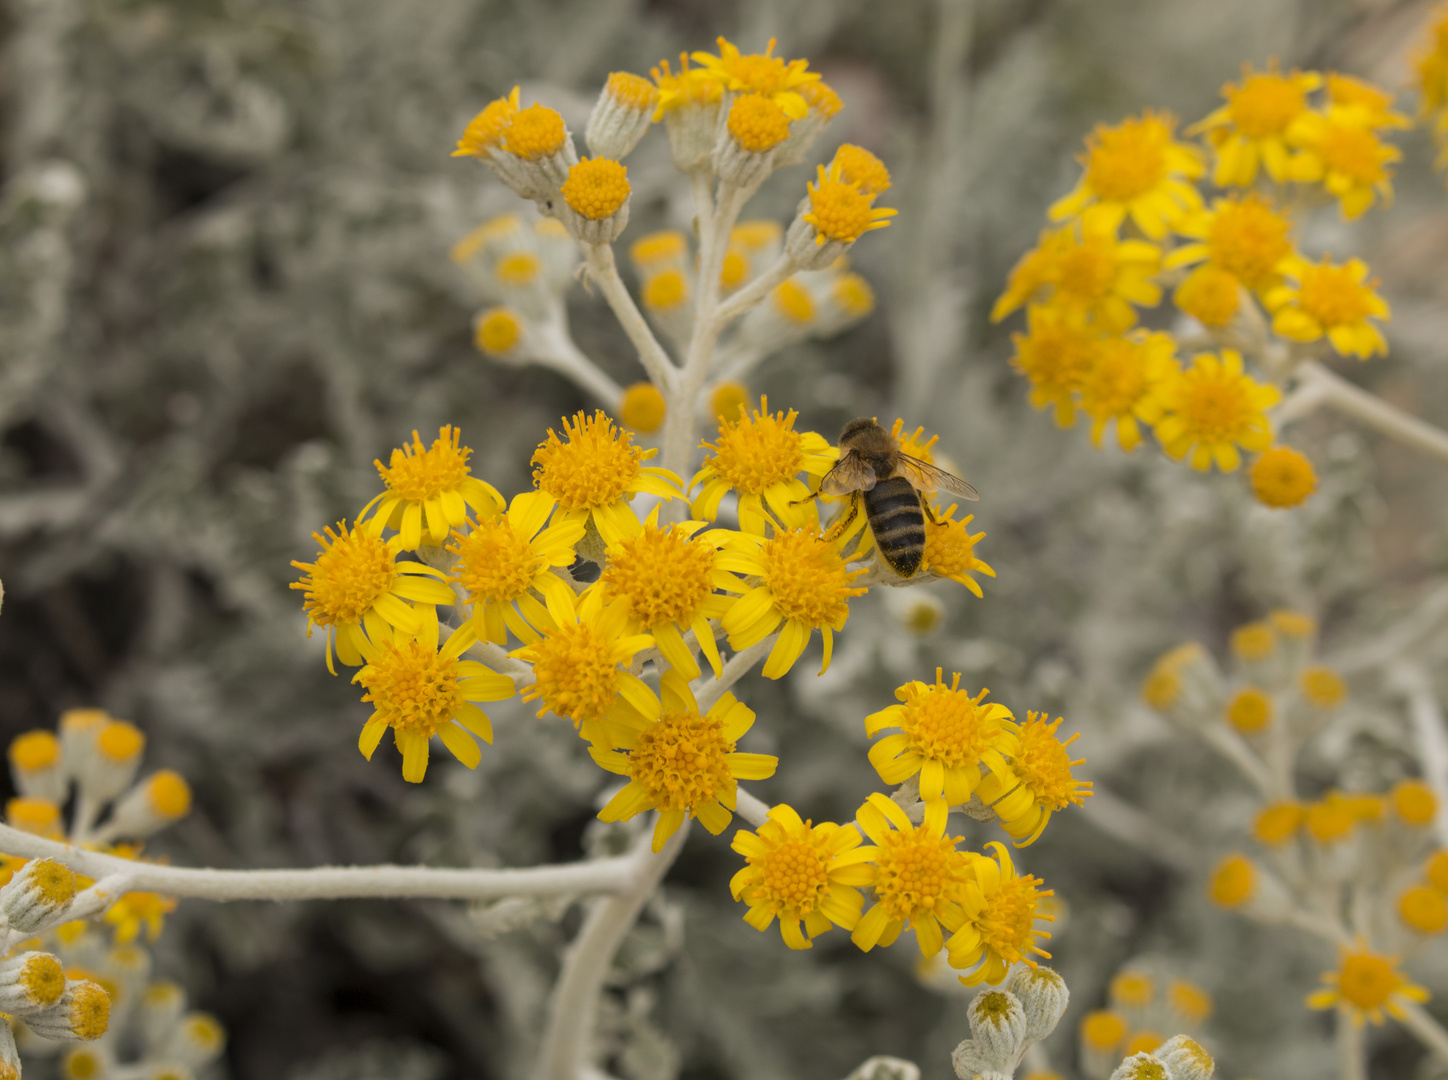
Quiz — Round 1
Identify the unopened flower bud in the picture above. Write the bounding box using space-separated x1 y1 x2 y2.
1007 965 1070 1041
0 1020 19 1080
7 796 63 838
62 1042 113 1080
101 770 192 840
586 72 659 160
557 158 631 245
164 1011 226 1069
75 721 145 803
714 93 789 188
1152 1035 1214 1080
9 730 67 803
24 979 110 1042
0 950 66 1013
966 988 1028 1068
140 981 187 1051
845 1057 921 1080
951 1040 1006 1080
59 709 109 776
0 857 77 934
1109 1054 1168 1080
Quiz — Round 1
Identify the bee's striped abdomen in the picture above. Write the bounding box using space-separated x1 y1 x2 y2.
863 476 925 577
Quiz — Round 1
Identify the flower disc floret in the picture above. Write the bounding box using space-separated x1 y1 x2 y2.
620 383 667 432
475 308 522 355
532 410 681 545
833 144 891 194
291 522 455 672
1049 111 1203 238
354 623 513 783
921 505 995 595
720 527 867 679
643 270 688 311
1393 779 1437 827
802 165 897 245
866 669 1018 805
453 87 521 157
649 55 723 118
1252 446 1317 508
1208 854 1257 907
1227 687 1273 732
502 104 567 161
727 93 791 152
605 71 659 111
1191 63 1320 185
731 804 876 950
690 397 835 532
977 712 1093 846
561 158 631 221
1267 257 1389 359
592 670 777 852
1301 665 1347 707
1153 349 1280 472
1399 886 1447 934
947 841 1054 985
1308 946 1429 1025
363 427 503 550
851 795 973 957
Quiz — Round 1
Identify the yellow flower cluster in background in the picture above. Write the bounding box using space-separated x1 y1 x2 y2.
992 58 1419 509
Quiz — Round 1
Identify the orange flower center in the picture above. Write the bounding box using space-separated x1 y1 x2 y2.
627 709 734 812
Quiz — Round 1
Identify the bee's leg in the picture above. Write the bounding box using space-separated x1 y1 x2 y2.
788 490 821 508
921 499 943 526
823 493 860 541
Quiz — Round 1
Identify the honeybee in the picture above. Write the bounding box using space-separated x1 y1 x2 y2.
812 418 979 578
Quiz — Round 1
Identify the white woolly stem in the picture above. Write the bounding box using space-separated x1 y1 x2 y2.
1294 361 1448 463
1337 1010 1367 1080
710 253 793 333
735 786 770 828
530 319 626 407
0 823 634 901
1389 663 1448 848
1399 1001 1448 1065
693 636 774 712
534 821 690 1080
584 243 678 392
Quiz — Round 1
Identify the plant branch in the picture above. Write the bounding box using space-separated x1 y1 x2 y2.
1294 361 1448 463
534 820 690 1080
710 253 793 333
693 636 774 712
0 823 635 902
1388 663 1448 848
584 243 677 392
1337 1010 1367 1080
1398 1001 1448 1066
530 320 626 407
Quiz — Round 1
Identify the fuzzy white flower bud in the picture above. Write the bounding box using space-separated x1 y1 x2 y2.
844 1057 921 1080
1007 965 1070 1042
62 1043 113 1080
1153 1035 1214 1080
99 769 192 840
0 1020 19 1080
76 720 145 803
163 1011 226 1069
586 73 659 160
24 979 110 1042
140 981 187 1052
951 1040 1010 1080
967 989 1029 1069
0 950 67 1013
8 730 68 803
0 857 77 934
1109 1054 1168 1080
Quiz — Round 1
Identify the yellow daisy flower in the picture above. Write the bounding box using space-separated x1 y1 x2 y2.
946 841 1055 986
290 522 456 673
104 889 177 943
920 503 996 596
453 87 522 158
866 669 1018 805
353 621 515 783
1265 256 1389 359
851 793 974 958
1286 107 1401 219
690 37 819 120
1416 10 1448 134
718 526 867 679
531 410 682 546
360 426 503 550
975 713 1093 846
993 219 1161 331
1325 74 1409 131
591 669 777 852
650 53 723 120
1048 111 1204 239
1008 305 1102 427
1153 349 1280 472
800 151 898 246
689 397 837 534
447 491 585 646
1163 194 1295 294
1307 945 1430 1026
1190 62 1321 186
729 803 877 949
599 509 741 681
511 583 655 747
1078 330 1178 452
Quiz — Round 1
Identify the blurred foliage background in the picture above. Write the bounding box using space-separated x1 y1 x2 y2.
3 0 1448 1077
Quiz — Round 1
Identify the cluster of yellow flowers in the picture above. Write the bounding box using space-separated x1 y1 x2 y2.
993 61 1419 509
1078 966 1214 1080
1419 4 1448 165
290 392 1094 981
1141 612 1442 1031
0 710 220 1073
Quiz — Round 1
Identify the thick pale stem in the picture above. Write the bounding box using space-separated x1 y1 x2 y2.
693 636 775 711
1389 663 1448 847
584 244 677 393
531 320 626 407
1294 361 1448 463
1199 722 1280 800
0 823 634 901
1337 1011 1367 1080
710 253 793 336
1399 1001 1448 1065
735 786 770 828
535 822 690 1080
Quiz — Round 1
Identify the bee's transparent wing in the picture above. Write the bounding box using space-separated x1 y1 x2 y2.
894 455 980 501
819 451 877 495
